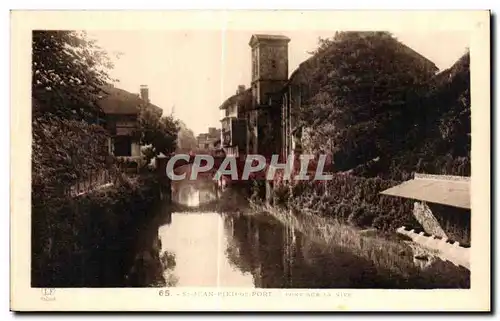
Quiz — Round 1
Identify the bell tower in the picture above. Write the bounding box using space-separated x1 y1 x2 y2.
248 34 290 156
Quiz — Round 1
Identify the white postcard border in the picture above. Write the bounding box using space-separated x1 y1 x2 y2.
10 10 491 311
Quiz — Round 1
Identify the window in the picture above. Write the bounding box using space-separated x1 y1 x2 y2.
113 136 132 156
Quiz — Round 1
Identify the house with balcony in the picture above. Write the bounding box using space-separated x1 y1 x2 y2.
219 85 251 157
98 84 162 165
196 127 221 152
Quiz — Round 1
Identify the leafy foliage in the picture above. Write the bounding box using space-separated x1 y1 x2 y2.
31 117 110 203
32 31 114 201
270 175 419 233
294 32 470 181
262 37 471 250
32 174 161 287
133 105 179 165
32 30 115 121
351 51 471 180
176 120 198 153
31 31 168 286
299 32 439 171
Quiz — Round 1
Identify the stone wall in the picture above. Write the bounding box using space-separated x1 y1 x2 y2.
258 45 289 81
413 201 471 245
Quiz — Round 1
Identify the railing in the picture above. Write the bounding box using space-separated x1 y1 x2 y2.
221 118 232 132
68 169 114 197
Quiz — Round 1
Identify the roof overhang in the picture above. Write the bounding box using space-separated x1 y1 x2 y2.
249 34 291 47
380 173 471 209
219 94 238 110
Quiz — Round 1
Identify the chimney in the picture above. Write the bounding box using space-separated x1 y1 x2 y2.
237 85 246 95
140 85 149 103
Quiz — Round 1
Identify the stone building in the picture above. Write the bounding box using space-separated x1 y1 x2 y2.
223 34 319 159
279 55 319 158
219 85 251 157
218 33 439 162
246 34 290 157
217 33 302 159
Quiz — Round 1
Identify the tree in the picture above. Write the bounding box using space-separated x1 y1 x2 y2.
32 30 115 121
389 51 471 178
300 32 438 171
32 31 115 200
176 121 198 153
345 50 471 179
133 104 179 166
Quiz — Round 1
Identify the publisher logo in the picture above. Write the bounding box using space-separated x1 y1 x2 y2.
41 288 56 301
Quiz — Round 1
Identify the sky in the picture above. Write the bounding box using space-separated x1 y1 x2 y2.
88 30 470 136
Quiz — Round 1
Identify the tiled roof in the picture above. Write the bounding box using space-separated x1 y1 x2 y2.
380 173 470 209
219 93 239 110
97 85 162 116
219 88 252 110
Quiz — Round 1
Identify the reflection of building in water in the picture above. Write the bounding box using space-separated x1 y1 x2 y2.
186 190 200 207
173 183 199 206
222 213 303 288
172 180 219 207
199 189 217 204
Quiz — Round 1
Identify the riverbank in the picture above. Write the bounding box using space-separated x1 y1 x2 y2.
271 175 425 232
250 201 470 288
31 173 166 287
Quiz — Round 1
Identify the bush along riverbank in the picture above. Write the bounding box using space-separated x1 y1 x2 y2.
31 173 165 287
251 176 470 288
272 175 420 233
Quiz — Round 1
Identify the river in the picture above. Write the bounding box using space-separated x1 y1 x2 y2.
123 171 470 289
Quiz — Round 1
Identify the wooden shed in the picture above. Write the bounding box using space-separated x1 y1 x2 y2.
380 173 471 269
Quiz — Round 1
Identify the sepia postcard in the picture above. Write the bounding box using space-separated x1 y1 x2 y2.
10 10 491 312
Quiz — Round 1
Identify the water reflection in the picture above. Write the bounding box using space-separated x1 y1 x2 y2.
157 213 255 287
129 172 468 288
222 213 388 288
131 177 382 288
125 199 177 287
172 179 219 207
